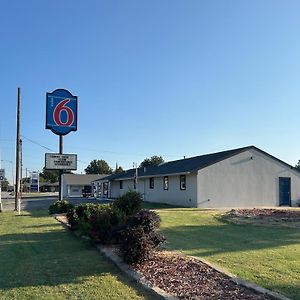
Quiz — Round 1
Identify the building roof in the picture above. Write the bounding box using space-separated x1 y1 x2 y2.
63 174 107 185
98 146 297 181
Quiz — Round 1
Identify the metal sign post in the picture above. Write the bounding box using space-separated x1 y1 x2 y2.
46 89 78 201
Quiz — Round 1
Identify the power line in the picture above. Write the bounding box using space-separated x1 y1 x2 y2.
21 135 54 152
21 134 183 160
20 135 89 165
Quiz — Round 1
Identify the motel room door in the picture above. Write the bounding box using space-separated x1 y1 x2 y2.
279 177 291 206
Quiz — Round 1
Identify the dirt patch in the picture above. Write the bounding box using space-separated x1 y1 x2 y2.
133 252 272 300
220 208 300 228
55 215 68 225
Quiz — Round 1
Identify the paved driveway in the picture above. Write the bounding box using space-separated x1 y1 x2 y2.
1 196 110 211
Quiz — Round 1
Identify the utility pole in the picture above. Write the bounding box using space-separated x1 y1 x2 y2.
20 139 23 198
15 87 21 212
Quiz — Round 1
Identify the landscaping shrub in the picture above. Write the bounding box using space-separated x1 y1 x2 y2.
66 203 103 233
48 200 74 215
66 203 127 243
128 209 161 233
121 226 153 263
66 207 79 230
121 210 165 263
88 205 114 243
63 194 166 263
112 190 142 216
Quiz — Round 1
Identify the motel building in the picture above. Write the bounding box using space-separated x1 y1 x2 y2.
93 146 300 208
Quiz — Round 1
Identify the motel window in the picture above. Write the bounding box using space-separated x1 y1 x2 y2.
180 175 186 190
163 176 169 190
120 180 123 189
149 177 154 189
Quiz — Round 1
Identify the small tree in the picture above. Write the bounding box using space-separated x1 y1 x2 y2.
1 177 9 191
295 160 300 170
114 166 124 174
40 167 59 183
139 156 164 168
85 159 113 174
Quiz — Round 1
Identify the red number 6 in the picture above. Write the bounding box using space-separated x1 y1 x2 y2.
53 99 74 126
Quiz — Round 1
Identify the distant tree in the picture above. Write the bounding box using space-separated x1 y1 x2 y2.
39 167 73 183
39 168 59 183
139 156 164 168
22 177 30 184
295 160 300 170
1 177 9 191
85 159 112 174
114 166 124 174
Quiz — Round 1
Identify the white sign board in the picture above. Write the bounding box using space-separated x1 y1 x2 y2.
0 169 5 181
45 153 77 170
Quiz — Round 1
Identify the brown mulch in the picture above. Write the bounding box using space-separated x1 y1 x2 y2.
220 208 300 228
234 208 300 218
133 252 272 300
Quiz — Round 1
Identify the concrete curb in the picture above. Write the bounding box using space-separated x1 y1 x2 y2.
54 216 291 300
188 255 292 300
54 216 177 300
97 246 178 300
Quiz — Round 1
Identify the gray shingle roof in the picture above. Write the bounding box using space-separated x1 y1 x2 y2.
63 174 107 185
96 145 298 182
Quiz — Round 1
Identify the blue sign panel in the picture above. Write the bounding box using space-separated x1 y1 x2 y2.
30 185 39 192
46 89 78 135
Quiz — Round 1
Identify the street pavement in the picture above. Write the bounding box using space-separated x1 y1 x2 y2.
0 195 107 211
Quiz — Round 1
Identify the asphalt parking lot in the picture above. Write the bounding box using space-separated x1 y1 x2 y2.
0 194 109 211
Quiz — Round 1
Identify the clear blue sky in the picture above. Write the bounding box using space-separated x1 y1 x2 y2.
1 0 300 184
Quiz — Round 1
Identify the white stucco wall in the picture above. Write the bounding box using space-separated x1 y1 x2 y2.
197 149 300 208
110 174 198 207
63 185 86 197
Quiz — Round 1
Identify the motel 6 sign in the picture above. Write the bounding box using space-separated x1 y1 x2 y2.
46 89 78 135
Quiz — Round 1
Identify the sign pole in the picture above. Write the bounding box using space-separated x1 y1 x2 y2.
59 135 63 201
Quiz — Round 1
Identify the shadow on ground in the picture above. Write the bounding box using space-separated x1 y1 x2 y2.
0 210 158 299
161 222 300 256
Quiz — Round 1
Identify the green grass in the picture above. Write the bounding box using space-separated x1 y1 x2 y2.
142 201 182 210
0 210 160 300
158 209 300 300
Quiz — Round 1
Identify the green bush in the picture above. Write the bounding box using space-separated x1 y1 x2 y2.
112 190 142 216
120 210 165 263
64 193 166 262
48 200 74 215
66 203 127 243
66 203 104 235
121 226 152 263
66 207 79 230
128 209 161 233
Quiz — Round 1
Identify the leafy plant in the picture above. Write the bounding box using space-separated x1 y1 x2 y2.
48 200 74 215
112 190 142 216
121 226 153 263
120 210 165 263
128 209 161 233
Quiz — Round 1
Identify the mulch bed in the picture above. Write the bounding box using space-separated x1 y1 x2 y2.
133 252 272 300
234 208 300 219
220 208 300 228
